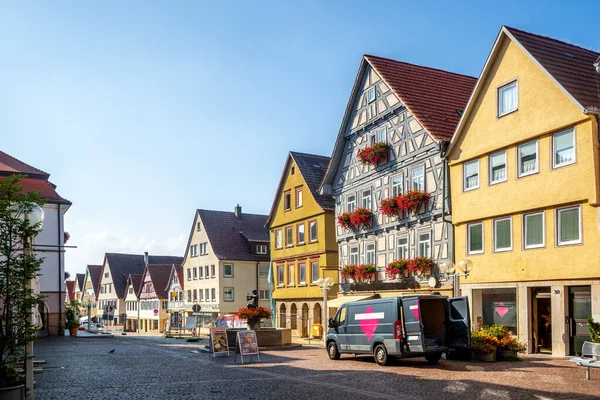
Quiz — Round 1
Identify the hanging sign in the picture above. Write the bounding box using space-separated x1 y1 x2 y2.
236 330 260 364
210 327 229 357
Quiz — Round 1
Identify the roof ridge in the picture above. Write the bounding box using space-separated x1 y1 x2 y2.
0 150 49 176
504 26 600 56
198 208 268 218
364 54 477 81
289 151 331 159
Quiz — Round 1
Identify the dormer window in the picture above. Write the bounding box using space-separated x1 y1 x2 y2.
367 87 376 103
257 244 267 254
498 80 518 116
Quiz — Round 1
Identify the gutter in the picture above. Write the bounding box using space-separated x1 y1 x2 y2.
57 205 63 335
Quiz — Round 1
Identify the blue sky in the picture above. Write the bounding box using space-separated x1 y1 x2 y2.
0 1 597 275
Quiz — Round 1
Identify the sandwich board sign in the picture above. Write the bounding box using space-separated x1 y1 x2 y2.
210 327 229 357
236 330 260 364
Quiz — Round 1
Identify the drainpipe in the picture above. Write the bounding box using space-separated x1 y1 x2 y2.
57 205 63 335
256 261 259 301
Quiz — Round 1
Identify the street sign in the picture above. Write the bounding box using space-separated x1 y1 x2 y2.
192 312 201 316
192 304 201 313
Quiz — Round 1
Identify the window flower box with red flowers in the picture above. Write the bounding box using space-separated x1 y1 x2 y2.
357 142 391 166
341 265 358 280
385 259 409 280
380 196 403 218
342 264 377 283
337 212 352 230
337 208 373 230
407 256 435 276
400 190 430 213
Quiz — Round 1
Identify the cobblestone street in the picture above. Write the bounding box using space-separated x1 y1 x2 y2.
34 335 599 400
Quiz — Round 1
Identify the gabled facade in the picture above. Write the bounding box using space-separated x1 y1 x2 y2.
0 150 71 335
73 273 85 302
321 55 476 301
266 152 338 337
447 26 600 357
124 274 142 332
138 264 173 333
165 264 184 330
80 264 102 320
65 280 75 304
182 205 270 324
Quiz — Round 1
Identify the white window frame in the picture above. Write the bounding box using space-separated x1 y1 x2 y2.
193 268 197 280
552 127 576 168
199 243 207 255
296 187 303 208
463 159 480 191
498 80 518 117
349 247 359 265
309 221 317 242
259 265 269 277
275 229 282 249
298 263 306 284
418 232 431 257
347 194 356 212
367 87 376 103
396 237 409 259
311 261 319 283
378 126 387 143
524 212 545 249
277 266 284 286
467 222 484 255
211 288 216 302
362 189 372 210
288 264 294 285
412 167 425 191
285 226 293 247
391 174 403 197
257 244 267 254
223 264 233 277
223 287 234 302
518 140 539 177
494 217 513 252
489 150 507 185
365 243 376 265
297 224 305 244
259 289 270 300
557 205 582 246
190 245 198 257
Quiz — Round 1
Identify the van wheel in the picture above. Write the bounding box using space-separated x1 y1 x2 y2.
327 342 340 360
374 344 389 366
425 352 442 364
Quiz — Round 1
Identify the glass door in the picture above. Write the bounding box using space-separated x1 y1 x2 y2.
569 286 591 356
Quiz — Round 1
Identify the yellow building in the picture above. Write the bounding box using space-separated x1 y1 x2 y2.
448 26 600 357
267 152 339 337
80 265 102 321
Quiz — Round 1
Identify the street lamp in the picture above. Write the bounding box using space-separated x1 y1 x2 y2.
439 259 473 297
316 277 334 346
14 202 44 400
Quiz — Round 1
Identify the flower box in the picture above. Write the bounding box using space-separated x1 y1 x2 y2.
380 196 403 218
473 350 496 362
497 349 518 361
337 208 373 230
341 264 377 283
357 142 390 166
385 259 408 280
407 257 435 276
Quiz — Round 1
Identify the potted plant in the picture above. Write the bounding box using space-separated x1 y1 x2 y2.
407 257 435 276
385 259 408 280
471 328 499 362
380 196 402 218
497 334 527 360
337 212 352 230
356 264 377 283
237 306 272 330
349 208 373 229
65 301 81 336
357 142 391 165
399 190 430 215
341 265 358 282
0 175 45 399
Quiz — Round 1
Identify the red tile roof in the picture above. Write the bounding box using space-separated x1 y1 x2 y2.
87 265 103 300
0 150 49 178
505 26 600 112
145 264 174 300
66 280 75 302
365 55 477 141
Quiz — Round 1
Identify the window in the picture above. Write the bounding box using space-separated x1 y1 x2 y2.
211 265 215 277
205 289 209 301
211 288 216 302
467 223 484 254
553 128 575 168
190 244 198 257
104 272 109 278
299 263 306 284
199 290 203 301
391 175 403 197
412 167 425 191
277 265 284 286
463 160 479 190
284 190 291 211
296 187 303 208
518 141 538 177
367 87 376 103
347 194 356 212
498 81 518 116
418 233 431 257
223 264 233 277
199 267 203 279
291 166 295 175
100 286 105 294
193 268 197 280
378 126 387 143
288 264 294 285
296 224 305 244
223 288 234 302
257 244 267 254
362 189 372 210
128 287 133 294
309 221 317 242
311 261 319 283
480 288 517 333
349 247 359 265
285 226 293 247
193 289 197 302
187 269 191 281
197 221 201 231
259 265 269 277
396 237 408 259
275 229 282 249
259 290 270 300
199 243 207 255
557 206 581 245
489 151 507 184
205 265 209 278
494 217 512 252
187 290 192 302
365 243 375 264
524 212 545 249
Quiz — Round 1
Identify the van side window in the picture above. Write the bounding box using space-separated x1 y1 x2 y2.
337 307 347 326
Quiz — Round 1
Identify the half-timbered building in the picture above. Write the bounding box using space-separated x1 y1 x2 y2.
320 55 476 300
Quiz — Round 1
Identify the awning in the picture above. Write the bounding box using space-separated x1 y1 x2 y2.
327 294 375 308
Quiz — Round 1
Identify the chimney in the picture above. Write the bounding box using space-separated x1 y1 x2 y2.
234 204 242 221
144 252 149 267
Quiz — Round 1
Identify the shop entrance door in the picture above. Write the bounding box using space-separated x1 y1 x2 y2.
569 286 591 356
532 288 551 354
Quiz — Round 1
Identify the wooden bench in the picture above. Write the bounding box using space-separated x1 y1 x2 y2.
570 341 600 380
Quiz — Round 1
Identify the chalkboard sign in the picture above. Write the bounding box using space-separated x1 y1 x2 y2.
236 330 260 364
210 327 229 357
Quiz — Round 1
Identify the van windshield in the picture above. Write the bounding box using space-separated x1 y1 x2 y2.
336 307 347 326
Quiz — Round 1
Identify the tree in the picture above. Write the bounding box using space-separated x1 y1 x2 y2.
0 175 44 388
588 317 600 343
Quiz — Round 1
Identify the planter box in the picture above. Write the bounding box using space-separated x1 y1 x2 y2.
225 328 292 350
0 385 25 400
350 280 418 292
473 350 496 362
497 349 518 361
